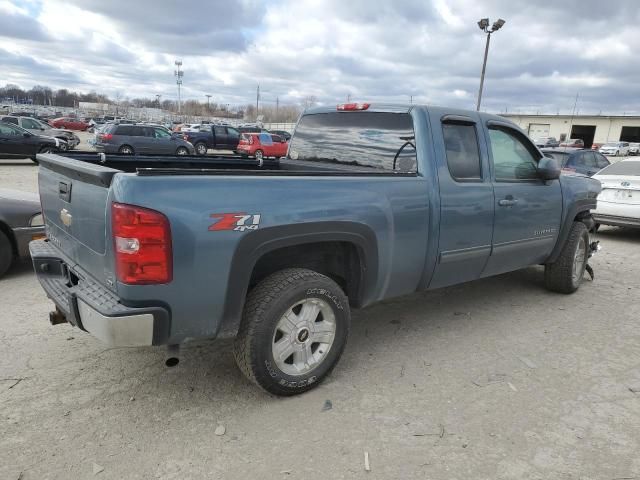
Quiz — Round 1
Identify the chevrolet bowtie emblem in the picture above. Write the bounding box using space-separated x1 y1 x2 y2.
60 208 72 227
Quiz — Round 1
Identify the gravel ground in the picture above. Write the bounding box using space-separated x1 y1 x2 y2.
1 163 639 480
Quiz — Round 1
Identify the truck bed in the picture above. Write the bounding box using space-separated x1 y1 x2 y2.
49 152 417 177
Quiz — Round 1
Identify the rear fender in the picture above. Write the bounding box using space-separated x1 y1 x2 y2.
217 221 378 338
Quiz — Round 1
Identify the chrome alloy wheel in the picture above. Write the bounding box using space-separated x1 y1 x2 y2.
572 235 587 283
271 298 337 376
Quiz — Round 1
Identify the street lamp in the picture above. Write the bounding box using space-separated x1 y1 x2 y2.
476 17 505 111
174 60 183 115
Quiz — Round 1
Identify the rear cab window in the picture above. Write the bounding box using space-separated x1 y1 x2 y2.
288 111 417 172
442 121 481 181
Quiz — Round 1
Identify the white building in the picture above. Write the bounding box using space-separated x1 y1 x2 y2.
502 114 640 147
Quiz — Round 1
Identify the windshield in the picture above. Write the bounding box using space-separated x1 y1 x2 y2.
288 111 417 172
598 161 640 176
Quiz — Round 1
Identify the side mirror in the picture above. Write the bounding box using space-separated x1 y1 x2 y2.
537 156 560 180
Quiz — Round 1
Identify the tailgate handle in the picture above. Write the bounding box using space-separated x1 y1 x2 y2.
59 181 71 202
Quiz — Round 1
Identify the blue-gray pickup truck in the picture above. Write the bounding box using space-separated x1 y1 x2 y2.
30 103 601 395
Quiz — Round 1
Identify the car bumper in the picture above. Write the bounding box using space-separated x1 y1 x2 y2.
29 240 170 346
12 225 46 258
593 214 640 228
94 143 119 154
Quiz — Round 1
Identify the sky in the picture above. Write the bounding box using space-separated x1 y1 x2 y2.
0 0 639 114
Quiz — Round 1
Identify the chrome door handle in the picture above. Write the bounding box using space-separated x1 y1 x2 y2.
498 199 518 207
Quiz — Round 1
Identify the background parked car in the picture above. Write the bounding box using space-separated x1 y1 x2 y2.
49 117 90 131
237 132 288 160
542 148 610 176
0 121 61 162
534 136 559 148
559 138 585 148
95 123 195 155
599 142 630 157
592 159 640 228
1 115 79 150
0 188 45 278
183 124 241 155
629 142 640 155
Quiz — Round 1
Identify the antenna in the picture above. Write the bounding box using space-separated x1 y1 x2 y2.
564 92 579 152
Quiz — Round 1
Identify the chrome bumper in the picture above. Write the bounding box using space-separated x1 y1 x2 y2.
29 240 170 346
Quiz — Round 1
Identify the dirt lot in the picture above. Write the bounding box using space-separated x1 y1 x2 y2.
1 161 639 480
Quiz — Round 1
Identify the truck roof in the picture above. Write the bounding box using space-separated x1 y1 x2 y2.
302 103 518 129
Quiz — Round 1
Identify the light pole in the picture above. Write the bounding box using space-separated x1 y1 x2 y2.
205 94 212 113
476 18 505 111
174 60 183 115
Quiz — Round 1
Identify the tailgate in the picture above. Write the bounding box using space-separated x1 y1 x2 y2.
37 153 121 286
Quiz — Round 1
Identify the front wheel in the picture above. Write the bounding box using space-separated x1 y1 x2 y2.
118 145 134 155
544 222 589 294
233 268 351 396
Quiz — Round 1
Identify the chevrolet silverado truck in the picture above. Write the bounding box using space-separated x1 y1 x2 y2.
30 103 601 396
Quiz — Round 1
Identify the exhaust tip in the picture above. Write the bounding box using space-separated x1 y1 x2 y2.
165 357 179 367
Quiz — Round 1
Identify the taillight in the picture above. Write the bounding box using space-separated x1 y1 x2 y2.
183 134 189 141
100 133 113 141
111 203 172 285
337 102 370 111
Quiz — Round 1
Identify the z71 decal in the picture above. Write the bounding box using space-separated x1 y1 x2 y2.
209 213 261 232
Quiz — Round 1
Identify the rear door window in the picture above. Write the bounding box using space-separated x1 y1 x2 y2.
214 126 226 136
259 133 273 146
595 153 610 169
289 111 417 172
115 125 135 136
442 123 481 181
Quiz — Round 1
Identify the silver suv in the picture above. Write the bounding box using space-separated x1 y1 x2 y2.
95 124 195 155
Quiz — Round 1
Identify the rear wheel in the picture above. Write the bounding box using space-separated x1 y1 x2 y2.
57 141 68 152
544 222 589 294
233 268 351 396
195 142 207 156
255 150 264 162
118 145 134 155
176 147 189 155
0 230 14 278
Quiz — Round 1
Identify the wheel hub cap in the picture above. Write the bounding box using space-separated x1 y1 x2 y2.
271 298 336 376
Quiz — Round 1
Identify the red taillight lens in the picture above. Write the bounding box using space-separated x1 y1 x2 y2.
337 102 370 111
183 134 189 141
100 133 113 141
111 203 172 285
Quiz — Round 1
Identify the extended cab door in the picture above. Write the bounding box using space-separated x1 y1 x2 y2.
213 126 227 149
428 112 495 288
482 121 562 276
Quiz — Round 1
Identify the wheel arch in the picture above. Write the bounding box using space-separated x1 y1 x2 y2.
547 199 596 264
217 221 378 338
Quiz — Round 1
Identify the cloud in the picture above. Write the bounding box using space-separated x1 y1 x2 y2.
0 0 638 114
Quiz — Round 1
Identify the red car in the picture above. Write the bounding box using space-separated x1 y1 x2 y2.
237 132 288 160
49 117 90 131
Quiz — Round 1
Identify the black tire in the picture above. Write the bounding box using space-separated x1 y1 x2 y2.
0 230 14 279
544 222 589 294
195 142 207 156
57 141 68 152
118 145 134 155
255 149 264 162
233 268 351 396
176 147 189 156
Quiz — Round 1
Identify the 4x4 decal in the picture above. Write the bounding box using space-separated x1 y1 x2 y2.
209 213 261 232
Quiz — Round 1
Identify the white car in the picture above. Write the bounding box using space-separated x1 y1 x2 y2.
593 159 640 228
599 141 630 157
629 142 640 155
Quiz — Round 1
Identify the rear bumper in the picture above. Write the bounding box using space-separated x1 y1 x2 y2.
29 239 170 346
12 226 46 258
